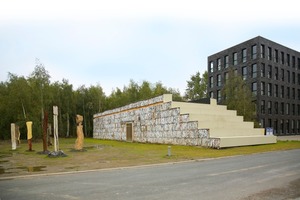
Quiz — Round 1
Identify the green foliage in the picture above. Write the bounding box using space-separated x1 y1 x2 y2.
0 63 184 139
185 71 208 100
221 68 257 123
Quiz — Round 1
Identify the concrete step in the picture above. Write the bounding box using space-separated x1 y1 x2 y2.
197 120 254 129
189 114 244 124
209 127 265 137
217 135 277 148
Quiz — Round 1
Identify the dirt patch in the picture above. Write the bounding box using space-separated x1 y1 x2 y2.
243 178 300 200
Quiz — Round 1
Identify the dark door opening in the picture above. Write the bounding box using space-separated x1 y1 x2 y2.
126 123 133 142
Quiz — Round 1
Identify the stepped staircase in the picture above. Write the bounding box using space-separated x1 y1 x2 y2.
171 99 277 148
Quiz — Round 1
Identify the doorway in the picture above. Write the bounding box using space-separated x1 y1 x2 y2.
126 123 133 142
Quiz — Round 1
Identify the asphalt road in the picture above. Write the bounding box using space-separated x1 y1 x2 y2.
1 149 300 200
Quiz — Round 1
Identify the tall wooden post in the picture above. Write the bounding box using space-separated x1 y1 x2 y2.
53 106 59 152
11 123 17 150
26 121 33 151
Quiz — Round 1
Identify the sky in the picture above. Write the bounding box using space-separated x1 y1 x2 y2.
1 0 300 95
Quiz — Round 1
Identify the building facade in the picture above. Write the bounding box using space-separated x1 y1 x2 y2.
208 36 300 135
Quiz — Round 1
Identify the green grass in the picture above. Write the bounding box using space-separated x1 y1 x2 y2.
0 138 300 177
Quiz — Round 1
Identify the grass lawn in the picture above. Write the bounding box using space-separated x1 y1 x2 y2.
1 138 300 177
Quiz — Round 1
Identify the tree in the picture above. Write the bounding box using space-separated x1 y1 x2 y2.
221 68 257 123
185 71 208 100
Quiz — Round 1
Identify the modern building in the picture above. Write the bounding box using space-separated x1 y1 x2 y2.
207 36 300 135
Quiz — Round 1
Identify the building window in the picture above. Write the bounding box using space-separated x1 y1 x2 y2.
261 63 265 77
275 102 279 114
242 66 247 80
260 44 265 58
233 52 238 65
268 65 272 79
287 54 290 66
267 47 272 60
292 56 295 68
209 76 214 88
298 89 300 100
217 90 221 102
280 120 284 134
274 84 278 97
281 52 284 64
286 103 290 115
274 120 278 134
210 61 214 72
252 64 257 78
298 105 300 116
298 74 300 85
292 104 295 115
252 45 257 59
252 82 257 96
280 86 284 98
261 100 265 114
287 70 290 83
224 55 229 68
275 67 278 80
268 83 272 97
217 74 221 86
287 87 290 99
217 58 221 71
268 101 272 114
274 49 279 63
210 91 214 98
224 72 229 83
292 88 295 99
286 120 290 134
281 102 284 115
242 48 247 63
292 72 295 84
298 58 300 70
261 82 265 95
281 69 284 81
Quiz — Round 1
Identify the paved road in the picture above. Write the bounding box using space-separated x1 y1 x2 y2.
1 149 300 200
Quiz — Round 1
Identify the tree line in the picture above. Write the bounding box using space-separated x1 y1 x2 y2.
0 61 256 140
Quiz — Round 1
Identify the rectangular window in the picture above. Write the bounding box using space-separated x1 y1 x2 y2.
267 47 272 60
286 103 290 115
233 52 238 65
287 70 290 83
252 45 257 59
298 74 300 85
224 55 229 68
281 69 284 81
268 83 272 97
209 76 214 88
281 52 284 64
252 64 257 78
217 58 221 71
224 72 229 83
292 72 295 84
242 48 247 63
275 49 279 63
275 67 278 80
260 44 265 58
298 89 300 100
261 100 265 114
242 66 247 80
292 88 295 99
261 82 265 95
217 74 221 86
281 86 284 98
274 84 278 97
217 90 221 102
287 54 290 66
292 104 295 115
210 61 214 72
268 65 272 79
287 87 290 99
261 63 265 77
275 102 279 114
298 58 300 70
252 82 257 96
292 56 295 68
298 105 300 116
268 101 272 114
281 102 284 115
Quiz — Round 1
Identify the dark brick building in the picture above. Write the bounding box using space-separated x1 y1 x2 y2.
207 36 300 135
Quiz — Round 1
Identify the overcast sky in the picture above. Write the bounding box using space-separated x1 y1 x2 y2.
1 0 300 95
